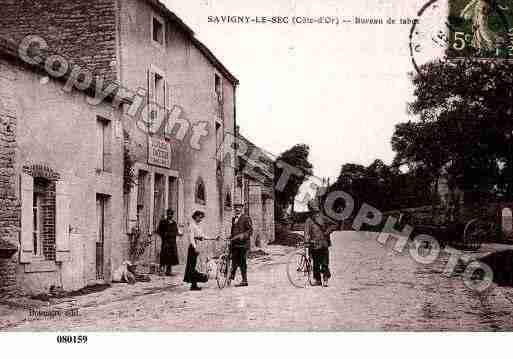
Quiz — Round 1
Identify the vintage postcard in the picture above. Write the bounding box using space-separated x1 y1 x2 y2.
1 0 513 343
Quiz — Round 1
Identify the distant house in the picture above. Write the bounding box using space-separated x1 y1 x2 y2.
234 130 275 248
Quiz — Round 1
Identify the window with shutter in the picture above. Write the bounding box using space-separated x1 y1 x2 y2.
97 117 111 172
151 15 165 46
55 181 70 262
146 67 167 134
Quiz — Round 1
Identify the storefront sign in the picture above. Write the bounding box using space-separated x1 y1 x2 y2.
148 137 171 168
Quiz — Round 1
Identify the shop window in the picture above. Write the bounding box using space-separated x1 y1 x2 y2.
154 173 165 229
195 177 206 205
137 170 148 229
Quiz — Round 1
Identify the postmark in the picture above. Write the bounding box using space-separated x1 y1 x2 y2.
410 0 513 75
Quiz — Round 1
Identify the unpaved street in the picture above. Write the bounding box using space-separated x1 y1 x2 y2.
3 232 513 331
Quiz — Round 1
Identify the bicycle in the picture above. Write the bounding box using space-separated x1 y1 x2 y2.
286 240 315 288
216 239 232 289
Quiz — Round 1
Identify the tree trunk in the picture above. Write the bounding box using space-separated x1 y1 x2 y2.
431 175 439 223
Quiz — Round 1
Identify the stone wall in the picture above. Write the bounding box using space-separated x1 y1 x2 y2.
0 58 21 295
0 0 118 82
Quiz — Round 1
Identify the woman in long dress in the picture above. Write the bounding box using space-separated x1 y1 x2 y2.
183 210 218 291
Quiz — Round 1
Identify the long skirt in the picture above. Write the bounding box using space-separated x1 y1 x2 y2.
160 237 179 266
183 245 198 284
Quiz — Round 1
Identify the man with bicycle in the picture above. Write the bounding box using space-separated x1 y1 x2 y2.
229 202 253 287
304 199 332 287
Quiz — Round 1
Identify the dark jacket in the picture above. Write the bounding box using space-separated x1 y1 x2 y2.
230 214 253 250
157 219 179 266
304 217 330 250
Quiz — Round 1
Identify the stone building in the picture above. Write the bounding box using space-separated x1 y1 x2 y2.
0 0 238 293
0 37 128 295
235 132 275 248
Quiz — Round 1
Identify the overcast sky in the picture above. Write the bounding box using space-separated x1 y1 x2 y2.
163 0 445 183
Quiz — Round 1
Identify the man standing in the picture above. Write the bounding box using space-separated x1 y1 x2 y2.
157 209 180 276
229 202 253 287
304 199 332 287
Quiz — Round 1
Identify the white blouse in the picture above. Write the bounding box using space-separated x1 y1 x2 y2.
188 221 205 248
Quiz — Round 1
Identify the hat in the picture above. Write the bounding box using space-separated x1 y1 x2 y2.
192 210 205 219
166 208 174 215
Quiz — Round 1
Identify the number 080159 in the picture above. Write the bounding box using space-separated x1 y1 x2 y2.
56 335 88 344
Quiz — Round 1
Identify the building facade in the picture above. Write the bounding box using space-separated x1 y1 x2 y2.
0 38 127 295
0 0 238 293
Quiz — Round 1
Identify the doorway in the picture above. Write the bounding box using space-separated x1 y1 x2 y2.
96 194 110 280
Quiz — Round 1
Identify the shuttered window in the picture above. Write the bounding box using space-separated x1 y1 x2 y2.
97 116 111 172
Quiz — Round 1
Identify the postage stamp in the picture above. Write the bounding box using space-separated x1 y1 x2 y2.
410 0 513 74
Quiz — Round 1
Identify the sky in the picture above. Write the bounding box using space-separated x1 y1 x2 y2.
162 0 446 182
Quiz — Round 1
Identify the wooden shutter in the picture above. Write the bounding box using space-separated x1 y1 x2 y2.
162 80 170 136
103 120 112 173
144 69 153 132
177 177 184 225
55 181 70 262
164 80 169 110
20 173 34 263
147 69 157 133
96 119 104 170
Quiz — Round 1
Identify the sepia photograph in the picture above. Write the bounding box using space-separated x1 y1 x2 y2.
0 0 513 349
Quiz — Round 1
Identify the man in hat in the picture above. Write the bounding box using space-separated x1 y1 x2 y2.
305 198 332 287
229 202 253 287
156 208 180 276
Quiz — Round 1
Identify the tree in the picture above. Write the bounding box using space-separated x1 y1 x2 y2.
391 120 451 207
274 144 313 222
405 56 513 203
330 160 402 212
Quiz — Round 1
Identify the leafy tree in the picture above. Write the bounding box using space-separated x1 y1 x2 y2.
391 120 451 206
274 144 313 221
330 160 401 212
404 56 513 203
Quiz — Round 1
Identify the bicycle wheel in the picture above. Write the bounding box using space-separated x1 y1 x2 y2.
463 219 486 250
286 251 311 288
216 255 230 289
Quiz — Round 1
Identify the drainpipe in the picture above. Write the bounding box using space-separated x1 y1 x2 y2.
233 83 238 199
